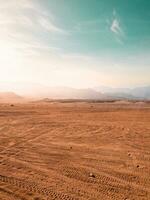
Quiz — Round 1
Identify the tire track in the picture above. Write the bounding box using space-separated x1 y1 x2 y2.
57 166 125 199
0 175 77 200
58 165 149 199
0 187 26 200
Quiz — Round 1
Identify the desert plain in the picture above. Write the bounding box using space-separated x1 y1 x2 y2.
0 101 150 200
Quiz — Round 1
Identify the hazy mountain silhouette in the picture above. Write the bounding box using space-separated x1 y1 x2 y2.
94 86 150 99
0 82 150 100
25 86 108 100
0 92 24 103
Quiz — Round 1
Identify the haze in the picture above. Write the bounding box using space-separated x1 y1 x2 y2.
0 0 150 92
0 1 150 200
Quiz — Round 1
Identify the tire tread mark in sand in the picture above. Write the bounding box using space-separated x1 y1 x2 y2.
58 166 126 199
0 187 25 200
58 166 149 199
59 166 121 185
102 169 150 189
0 175 77 200
0 158 48 182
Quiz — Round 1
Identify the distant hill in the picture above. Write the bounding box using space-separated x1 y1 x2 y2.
94 86 150 100
0 92 24 103
0 82 150 100
32 87 108 100
131 86 150 99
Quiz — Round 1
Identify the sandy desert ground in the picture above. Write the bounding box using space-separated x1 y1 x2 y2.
0 102 150 200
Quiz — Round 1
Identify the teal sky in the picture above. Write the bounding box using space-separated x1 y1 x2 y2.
43 0 150 54
0 0 150 88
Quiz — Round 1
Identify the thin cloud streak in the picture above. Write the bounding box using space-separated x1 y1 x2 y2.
0 0 67 34
38 16 68 34
0 0 68 57
110 19 122 35
110 9 125 43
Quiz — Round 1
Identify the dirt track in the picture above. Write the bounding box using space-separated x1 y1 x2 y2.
0 102 150 200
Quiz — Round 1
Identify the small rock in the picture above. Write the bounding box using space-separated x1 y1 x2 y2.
89 173 95 178
70 146 72 149
136 165 140 168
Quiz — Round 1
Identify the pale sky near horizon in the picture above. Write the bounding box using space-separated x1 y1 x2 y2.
0 0 150 89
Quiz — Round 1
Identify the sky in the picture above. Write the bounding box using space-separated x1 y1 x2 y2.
0 0 150 89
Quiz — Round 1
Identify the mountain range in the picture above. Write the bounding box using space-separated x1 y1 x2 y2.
0 92 24 103
0 82 150 102
94 86 150 99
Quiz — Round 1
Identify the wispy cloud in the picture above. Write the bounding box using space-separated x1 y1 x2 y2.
110 9 125 44
0 0 67 57
110 18 122 35
0 0 67 33
38 16 67 34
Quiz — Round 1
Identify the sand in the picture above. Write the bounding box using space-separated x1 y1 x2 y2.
0 102 150 200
